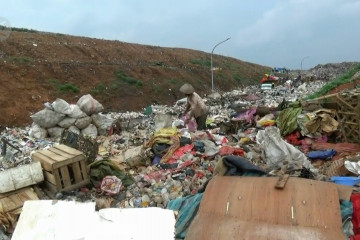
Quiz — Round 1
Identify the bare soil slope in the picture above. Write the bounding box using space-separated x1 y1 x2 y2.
0 30 270 128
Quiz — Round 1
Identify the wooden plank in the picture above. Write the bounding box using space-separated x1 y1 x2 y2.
53 169 62 190
186 176 345 240
79 159 89 180
61 179 90 192
43 171 57 186
39 149 68 162
54 144 83 155
0 187 38 212
44 181 58 194
52 155 85 170
309 93 339 101
59 166 71 188
336 95 355 110
31 152 55 171
71 162 82 183
338 111 357 116
275 174 290 189
48 147 76 159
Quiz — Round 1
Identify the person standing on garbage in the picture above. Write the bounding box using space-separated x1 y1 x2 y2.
179 83 208 130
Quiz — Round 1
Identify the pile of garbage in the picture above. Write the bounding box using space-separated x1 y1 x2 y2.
29 94 112 139
2 78 360 239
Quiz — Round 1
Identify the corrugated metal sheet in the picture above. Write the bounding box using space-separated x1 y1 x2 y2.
186 176 345 240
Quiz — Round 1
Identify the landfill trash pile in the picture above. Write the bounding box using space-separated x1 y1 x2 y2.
2 78 360 239
306 62 359 81
29 94 108 140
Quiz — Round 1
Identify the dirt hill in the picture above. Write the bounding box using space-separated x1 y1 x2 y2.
0 29 271 128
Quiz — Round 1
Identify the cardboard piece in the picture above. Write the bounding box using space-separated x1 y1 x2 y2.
336 184 353 201
186 176 346 240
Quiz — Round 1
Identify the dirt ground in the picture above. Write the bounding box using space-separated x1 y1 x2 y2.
0 30 270 128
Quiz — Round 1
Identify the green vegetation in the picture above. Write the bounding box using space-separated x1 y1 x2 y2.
233 72 242 83
168 78 181 85
115 70 143 87
189 58 211 67
49 78 80 93
59 83 79 93
11 56 32 63
10 27 37 33
91 83 106 94
306 63 360 99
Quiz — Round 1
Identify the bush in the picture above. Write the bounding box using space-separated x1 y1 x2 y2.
115 70 143 87
59 83 79 93
91 83 107 94
189 58 211 67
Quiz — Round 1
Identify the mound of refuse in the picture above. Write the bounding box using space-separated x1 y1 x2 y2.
29 94 113 139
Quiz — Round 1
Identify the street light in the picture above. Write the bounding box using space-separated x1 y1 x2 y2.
211 37 231 92
300 56 310 77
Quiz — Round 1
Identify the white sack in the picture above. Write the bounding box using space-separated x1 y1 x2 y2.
52 98 72 115
81 124 98 138
75 116 92 130
29 123 48 139
256 126 314 170
77 94 104 115
30 108 65 128
68 104 87 119
47 127 65 139
92 114 114 136
68 125 81 135
58 117 76 128
43 102 54 111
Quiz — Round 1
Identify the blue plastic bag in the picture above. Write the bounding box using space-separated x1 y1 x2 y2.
307 149 336 159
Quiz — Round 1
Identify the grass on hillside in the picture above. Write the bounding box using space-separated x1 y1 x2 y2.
115 70 143 87
305 63 360 99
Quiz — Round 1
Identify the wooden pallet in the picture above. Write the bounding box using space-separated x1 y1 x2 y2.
32 144 90 193
337 88 360 143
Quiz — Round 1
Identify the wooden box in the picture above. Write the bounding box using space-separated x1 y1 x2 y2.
31 144 90 193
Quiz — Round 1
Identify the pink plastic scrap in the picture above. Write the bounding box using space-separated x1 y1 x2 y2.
144 160 195 182
100 176 122 195
235 108 257 123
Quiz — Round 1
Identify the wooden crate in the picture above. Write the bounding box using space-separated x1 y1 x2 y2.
31 144 90 193
336 88 360 143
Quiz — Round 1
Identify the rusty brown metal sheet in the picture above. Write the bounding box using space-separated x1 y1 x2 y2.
186 176 345 240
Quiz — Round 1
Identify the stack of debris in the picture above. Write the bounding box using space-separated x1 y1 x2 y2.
29 94 113 139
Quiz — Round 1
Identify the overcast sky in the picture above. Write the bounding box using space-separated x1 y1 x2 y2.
1 0 360 69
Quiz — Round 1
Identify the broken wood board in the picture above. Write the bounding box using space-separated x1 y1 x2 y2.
275 174 290 189
0 187 39 212
186 176 345 240
12 200 176 240
0 162 44 193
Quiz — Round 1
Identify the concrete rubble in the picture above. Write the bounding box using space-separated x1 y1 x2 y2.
1 78 360 239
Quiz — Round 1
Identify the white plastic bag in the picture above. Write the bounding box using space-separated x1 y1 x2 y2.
256 126 313 170
154 114 173 131
344 160 360 175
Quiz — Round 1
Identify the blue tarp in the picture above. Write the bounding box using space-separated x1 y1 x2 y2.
167 193 204 239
